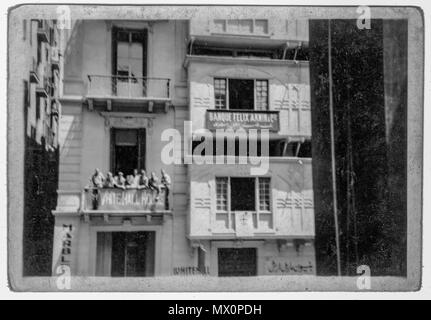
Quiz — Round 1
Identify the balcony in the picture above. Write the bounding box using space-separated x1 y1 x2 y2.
36 76 50 98
188 159 314 240
29 58 40 84
83 187 169 211
212 211 274 237
54 187 171 222
86 75 171 112
37 20 49 43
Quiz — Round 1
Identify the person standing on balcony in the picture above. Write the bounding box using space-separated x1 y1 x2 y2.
149 172 161 201
126 175 135 189
161 169 171 209
91 168 105 188
131 169 140 188
115 172 126 190
104 172 116 188
90 168 105 209
138 169 149 189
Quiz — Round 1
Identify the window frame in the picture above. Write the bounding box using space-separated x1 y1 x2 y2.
111 26 148 93
214 77 269 111
215 176 272 230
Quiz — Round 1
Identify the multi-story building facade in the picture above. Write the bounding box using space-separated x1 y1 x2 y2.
52 17 315 277
22 19 61 275
185 18 315 276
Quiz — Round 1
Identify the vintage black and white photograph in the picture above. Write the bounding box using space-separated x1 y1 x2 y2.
5 3 424 294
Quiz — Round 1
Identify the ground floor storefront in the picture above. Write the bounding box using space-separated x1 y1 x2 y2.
52 212 315 278
190 239 316 277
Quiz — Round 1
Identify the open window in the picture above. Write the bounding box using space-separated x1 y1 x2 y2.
214 78 268 110
216 177 271 212
110 128 145 176
112 27 147 95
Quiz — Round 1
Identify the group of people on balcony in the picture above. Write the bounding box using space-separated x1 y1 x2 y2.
89 168 171 194
87 168 171 210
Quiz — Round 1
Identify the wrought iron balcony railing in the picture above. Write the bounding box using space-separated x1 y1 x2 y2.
87 75 171 100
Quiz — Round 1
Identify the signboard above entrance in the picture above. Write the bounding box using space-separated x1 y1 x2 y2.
206 110 280 132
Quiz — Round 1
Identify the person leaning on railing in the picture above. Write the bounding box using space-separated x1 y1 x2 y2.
138 169 149 189
89 168 105 209
161 169 171 209
114 172 126 190
104 172 118 188
149 172 161 201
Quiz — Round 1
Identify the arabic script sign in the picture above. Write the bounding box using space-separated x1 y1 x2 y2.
206 110 280 131
265 257 315 275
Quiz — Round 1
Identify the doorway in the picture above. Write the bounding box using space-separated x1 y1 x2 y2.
96 231 155 277
110 128 145 176
218 248 257 276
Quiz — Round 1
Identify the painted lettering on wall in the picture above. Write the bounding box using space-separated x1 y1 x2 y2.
55 224 73 290
265 258 314 275
96 188 166 211
173 266 210 276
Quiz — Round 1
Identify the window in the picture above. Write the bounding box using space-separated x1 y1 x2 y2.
216 177 228 211
23 20 27 41
216 177 271 212
214 79 227 109
110 128 145 176
37 39 42 64
259 177 271 211
214 78 268 110
112 28 147 83
23 80 29 108
231 178 255 211
36 97 41 120
255 80 268 110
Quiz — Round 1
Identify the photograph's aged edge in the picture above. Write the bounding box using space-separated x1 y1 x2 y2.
6 4 424 292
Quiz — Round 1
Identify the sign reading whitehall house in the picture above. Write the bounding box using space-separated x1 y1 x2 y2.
206 110 280 132
92 188 167 211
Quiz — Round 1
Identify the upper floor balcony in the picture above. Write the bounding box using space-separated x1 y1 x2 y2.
188 158 314 240
30 58 40 84
85 75 172 112
36 75 50 98
54 187 171 222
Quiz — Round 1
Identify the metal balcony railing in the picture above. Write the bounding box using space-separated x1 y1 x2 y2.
87 75 171 100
